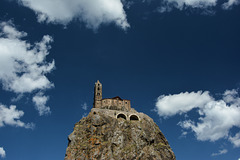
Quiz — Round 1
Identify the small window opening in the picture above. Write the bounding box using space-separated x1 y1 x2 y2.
117 114 126 120
130 115 139 121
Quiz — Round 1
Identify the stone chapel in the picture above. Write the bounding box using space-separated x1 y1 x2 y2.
93 80 131 111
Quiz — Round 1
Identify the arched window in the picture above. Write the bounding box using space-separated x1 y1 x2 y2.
117 113 127 120
130 115 139 121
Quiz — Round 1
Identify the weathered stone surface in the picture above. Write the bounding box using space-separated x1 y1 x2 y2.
65 109 176 160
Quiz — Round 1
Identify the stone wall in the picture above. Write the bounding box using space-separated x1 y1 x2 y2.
93 80 131 111
90 108 153 122
100 98 131 111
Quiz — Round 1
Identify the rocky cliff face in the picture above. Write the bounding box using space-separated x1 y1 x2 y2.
65 109 176 160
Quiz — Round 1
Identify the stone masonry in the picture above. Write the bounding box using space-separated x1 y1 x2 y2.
93 80 131 111
92 80 145 121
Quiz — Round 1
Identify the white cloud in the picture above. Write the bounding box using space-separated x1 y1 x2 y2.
155 89 240 146
155 91 212 117
32 92 51 116
0 21 55 115
158 0 239 12
0 104 34 129
0 147 6 158
229 132 240 147
0 21 55 93
211 149 228 156
179 100 240 141
11 94 24 102
222 0 240 9
81 102 88 111
223 89 240 105
168 0 217 9
13 0 129 30
81 103 88 118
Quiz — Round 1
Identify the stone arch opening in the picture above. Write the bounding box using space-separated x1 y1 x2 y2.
130 115 139 121
117 113 127 120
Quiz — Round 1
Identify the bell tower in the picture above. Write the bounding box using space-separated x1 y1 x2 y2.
93 80 102 108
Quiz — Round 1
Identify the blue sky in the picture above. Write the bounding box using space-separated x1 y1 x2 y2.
0 0 240 159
